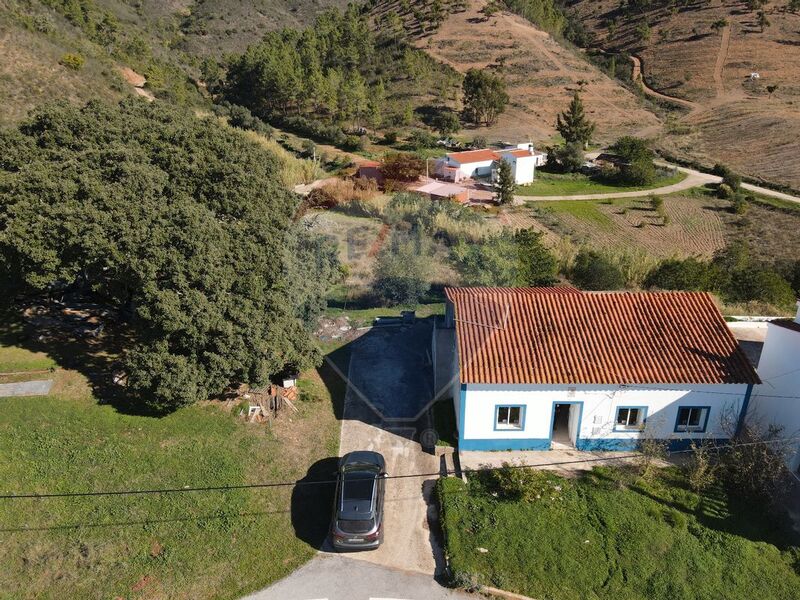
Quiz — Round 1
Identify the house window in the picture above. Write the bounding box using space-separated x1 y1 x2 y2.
615 407 645 430
675 407 709 433
496 405 524 430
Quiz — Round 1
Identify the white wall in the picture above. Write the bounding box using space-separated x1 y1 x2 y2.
512 155 536 185
461 383 749 450
749 320 800 471
448 158 494 178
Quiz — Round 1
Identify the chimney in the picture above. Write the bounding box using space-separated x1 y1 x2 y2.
795 299 800 324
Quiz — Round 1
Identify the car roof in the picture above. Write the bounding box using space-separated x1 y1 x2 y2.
340 451 385 470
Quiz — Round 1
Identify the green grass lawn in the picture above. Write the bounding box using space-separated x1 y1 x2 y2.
0 367 340 598
438 466 800 600
0 345 57 373
517 171 687 197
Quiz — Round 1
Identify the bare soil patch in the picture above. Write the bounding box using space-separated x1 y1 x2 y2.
416 0 660 145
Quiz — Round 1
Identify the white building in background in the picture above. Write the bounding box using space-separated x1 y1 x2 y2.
748 301 800 472
495 144 547 185
435 144 547 185
442 287 759 452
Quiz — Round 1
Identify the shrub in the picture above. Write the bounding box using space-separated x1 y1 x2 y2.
713 163 741 191
373 231 432 306
382 152 425 182
685 441 719 493
717 183 735 200
228 104 271 135
570 249 625 290
407 129 438 150
729 267 796 307
731 195 749 215
59 53 85 70
645 258 720 291
382 130 399 145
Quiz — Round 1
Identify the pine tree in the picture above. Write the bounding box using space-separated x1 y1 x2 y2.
556 92 595 148
496 158 516 204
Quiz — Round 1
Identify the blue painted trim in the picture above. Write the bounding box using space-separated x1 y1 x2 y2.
459 438 551 451
578 438 641 452
612 405 648 433
674 406 711 434
667 438 730 452
493 404 526 432
457 384 467 446
735 384 754 438
548 401 584 449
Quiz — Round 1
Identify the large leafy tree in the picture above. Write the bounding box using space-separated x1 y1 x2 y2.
462 68 509 125
0 99 336 412
556 92 595 147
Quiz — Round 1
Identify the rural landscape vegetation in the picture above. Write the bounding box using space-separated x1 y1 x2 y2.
1 0 800 598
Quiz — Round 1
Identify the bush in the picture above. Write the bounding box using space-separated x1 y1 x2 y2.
729 267 796 307
713 163 741 191
382 152 425 182
59 53 85 70
717 183 735 200
407 129 438 150
731 195 749 215
373 231 432 305
570 249 626 290
645 258 720 291
382 130 399 145
475 464 568 503
228 104 271 135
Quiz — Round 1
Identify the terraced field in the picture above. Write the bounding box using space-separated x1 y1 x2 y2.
522 195 730 259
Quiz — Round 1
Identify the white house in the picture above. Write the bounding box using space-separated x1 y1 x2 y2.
442 287 760 452
436 149 499 182
748 301 800 471
495 144 547 185
436 144 546 184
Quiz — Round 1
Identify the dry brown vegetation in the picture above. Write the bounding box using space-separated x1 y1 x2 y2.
569 0 800 188
414 0 661 144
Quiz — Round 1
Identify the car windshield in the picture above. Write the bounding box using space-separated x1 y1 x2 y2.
342 471 375 501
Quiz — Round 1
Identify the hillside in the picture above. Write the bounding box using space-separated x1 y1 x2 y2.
0 0 349 126
398 0 662 145
175 0 351 56
566 0 800 188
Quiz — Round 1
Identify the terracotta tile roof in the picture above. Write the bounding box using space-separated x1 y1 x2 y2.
503 149 534 158
358 160 381 168
445 287 760 386
447 149 500 164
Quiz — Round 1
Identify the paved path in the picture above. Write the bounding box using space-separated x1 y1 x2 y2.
0 380 53 397
516 163 800 205
335 322 445 575
243 554 471 600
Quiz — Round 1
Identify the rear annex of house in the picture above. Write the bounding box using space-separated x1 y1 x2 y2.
443 287 760 452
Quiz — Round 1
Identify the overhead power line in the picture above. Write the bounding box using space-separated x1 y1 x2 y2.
1 436 798 501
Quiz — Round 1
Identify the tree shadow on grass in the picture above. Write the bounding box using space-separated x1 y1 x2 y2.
0 302 154 415
291 456 339 550
589 466 800 549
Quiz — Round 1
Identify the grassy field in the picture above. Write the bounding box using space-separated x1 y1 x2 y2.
0 345 57 373
0 345 340 599
438 466 800 600
516 171 687 197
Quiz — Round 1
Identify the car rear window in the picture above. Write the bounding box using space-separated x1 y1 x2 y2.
343 472 375 501
337 518 375 534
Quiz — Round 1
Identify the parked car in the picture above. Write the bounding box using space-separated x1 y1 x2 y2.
330 451 387 550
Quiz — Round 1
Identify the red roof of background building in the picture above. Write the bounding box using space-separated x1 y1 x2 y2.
447 149 500 164
358 160 381 168
503 149 534 158
445 287 760 386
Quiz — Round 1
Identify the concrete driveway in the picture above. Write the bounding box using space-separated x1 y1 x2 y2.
334 320 446 576
244 554 472 600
